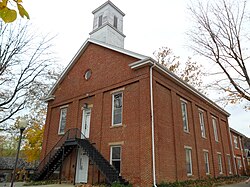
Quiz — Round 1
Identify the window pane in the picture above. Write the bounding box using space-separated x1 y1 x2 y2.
212 118 218 141
112 146 121 159
111 146 121 174
59 107 67 134
218 154 223 173
185 148 192 175
181 101 188 132
113 93 122 125
227 156 232 173
199 111 206 137
204 152 209 174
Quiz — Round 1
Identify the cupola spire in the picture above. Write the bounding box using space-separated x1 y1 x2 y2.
89 1 126 48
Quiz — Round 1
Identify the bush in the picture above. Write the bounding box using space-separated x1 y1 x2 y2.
111 181 132 187
156 176 248 187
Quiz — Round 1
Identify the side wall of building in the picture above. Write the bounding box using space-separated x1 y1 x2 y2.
153 69 235 183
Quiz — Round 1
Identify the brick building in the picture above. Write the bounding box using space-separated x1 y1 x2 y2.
37 1 238 186
230 128 248 175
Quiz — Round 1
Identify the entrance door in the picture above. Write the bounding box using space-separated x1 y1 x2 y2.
75 108 91 183
81 108 91 138
75 148 89 183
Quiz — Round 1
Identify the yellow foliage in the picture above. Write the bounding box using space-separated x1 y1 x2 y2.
0 0 29 23
22 123 44 163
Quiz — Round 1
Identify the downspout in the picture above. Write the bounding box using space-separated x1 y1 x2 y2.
150 63 157 187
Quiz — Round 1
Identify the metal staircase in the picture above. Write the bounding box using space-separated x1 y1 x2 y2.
32 128 128 185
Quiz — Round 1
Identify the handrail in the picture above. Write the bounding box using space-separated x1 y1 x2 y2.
35 128 85 173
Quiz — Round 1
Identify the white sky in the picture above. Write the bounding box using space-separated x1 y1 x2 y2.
24 0 249 137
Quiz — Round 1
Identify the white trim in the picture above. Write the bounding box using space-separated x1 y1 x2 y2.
58 107 68 135
217 153 223 174
110 87 125 94
60 105 69 109
226 154 233 174
111 92 123 126
110 145 122 174
212 117 219 142
204 151 210 175
184 145 192 149
45 38 147 100
150 63 157 187
185 147 193 176
199 110 206 138
129 59 230 117
181 100 189 133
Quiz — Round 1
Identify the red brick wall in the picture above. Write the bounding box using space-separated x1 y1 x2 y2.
153 69 234 182
41 43 233 186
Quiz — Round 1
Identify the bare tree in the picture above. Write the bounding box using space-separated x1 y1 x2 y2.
154 46 204 93
0 21 58 128
188 0 250 109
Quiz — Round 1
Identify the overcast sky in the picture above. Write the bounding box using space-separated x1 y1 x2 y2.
24 0 249 137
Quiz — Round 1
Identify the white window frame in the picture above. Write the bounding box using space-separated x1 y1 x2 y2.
239 137 243 150
181 99 189 132
110 145 121 174
112 92 123 126
185 146 192 176
218 153 223 174
199 109 206 138
227 154 232 174
203 150 210 175
233 135 239 149
237 157 242 169
212 117 219 142
58 106 68 135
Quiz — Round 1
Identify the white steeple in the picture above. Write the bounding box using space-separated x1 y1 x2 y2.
89 1 126 48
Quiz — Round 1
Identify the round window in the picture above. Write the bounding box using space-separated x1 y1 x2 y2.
84 69 92 80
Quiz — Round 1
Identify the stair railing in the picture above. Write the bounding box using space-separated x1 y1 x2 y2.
35 128 83 173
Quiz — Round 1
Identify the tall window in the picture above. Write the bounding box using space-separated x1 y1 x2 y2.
204 151 210 174
237 157 242 169
212 117 219 142
181 100 189 132
199 110 206 138
233 135 239 148
185 147 192 176
110 146 121 174
218 153 223 174
113 16 118 28
227 155 232 174
58 107 67 134
112 92 123 125
98 15 103 27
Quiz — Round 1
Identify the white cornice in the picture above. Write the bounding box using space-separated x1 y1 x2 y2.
129 59 230 117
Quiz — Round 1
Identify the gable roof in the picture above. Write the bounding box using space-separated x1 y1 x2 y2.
45 38 148 101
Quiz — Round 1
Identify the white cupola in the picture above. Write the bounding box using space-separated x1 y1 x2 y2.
89 1 126 48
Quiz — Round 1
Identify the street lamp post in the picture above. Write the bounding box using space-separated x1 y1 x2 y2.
10 118 28 187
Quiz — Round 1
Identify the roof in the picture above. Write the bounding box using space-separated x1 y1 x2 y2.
0 157 36 170
230 127 246 138
92 0 125 16
45 38 230 117
129 58 230 116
